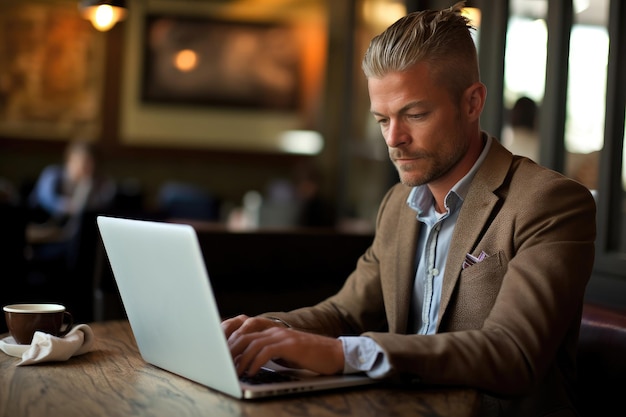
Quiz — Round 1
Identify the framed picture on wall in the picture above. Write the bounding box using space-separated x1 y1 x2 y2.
120 0 328 153
141 14 301 111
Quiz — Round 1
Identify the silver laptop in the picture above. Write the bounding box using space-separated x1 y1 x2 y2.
96 215 376 399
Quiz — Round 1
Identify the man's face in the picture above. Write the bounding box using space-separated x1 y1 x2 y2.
368 62 469 187
66 151 94 183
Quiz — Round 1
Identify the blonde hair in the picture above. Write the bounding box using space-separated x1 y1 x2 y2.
361 2 479 100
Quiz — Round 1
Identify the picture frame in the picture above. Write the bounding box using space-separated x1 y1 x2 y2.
141 14 301 111
119 0 328 153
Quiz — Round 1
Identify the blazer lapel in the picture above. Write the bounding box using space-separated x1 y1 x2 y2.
386 189 420 334
438 139 512 321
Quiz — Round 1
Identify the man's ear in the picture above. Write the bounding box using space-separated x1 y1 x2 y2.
464 82 487 122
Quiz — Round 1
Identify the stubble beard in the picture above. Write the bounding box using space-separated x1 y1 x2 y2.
393 141 469 188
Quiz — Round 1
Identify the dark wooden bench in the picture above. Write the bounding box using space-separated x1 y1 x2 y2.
193 227 374 317
93 223 374 320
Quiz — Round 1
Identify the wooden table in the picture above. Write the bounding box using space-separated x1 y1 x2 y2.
0 320 480 417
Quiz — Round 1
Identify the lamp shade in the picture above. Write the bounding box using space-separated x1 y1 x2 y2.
79 0 127 32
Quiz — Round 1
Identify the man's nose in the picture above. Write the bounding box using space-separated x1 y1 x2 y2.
385 120 409 148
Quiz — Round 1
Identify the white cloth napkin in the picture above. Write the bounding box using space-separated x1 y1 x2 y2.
0 324 95 365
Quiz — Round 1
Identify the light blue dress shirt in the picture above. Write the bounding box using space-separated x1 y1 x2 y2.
340 136 492 377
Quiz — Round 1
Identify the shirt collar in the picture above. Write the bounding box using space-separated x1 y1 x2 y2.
407 134 492 217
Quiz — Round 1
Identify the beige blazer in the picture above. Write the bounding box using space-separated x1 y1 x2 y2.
269 138 596 417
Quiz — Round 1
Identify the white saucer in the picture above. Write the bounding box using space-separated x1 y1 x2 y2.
0 336 30 357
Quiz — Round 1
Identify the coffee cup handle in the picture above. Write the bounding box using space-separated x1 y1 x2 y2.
58 311 74 337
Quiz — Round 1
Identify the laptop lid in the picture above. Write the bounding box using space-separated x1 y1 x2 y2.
96 216 375 399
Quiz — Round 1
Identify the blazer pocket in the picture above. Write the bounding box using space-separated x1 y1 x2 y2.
448 251 507 330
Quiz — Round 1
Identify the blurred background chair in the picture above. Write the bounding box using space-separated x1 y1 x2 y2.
157 181 220 221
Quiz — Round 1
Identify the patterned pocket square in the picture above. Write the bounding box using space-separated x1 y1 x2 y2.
462 251 489 269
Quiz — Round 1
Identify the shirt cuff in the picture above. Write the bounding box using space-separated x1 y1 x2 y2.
339 336 392 378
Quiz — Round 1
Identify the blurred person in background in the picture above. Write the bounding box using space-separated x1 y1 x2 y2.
502 96 539 163
27 139 116 257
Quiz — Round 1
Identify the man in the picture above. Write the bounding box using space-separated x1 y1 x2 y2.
222 3 596 416
29 140 116 224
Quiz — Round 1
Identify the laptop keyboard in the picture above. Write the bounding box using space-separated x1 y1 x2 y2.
240 368 299 385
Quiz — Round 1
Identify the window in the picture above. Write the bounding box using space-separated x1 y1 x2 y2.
501 1 626 297
563 0 609 191
502 0 609 192
502 1 547 164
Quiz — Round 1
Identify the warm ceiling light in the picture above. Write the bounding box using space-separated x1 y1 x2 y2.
79 0 127 32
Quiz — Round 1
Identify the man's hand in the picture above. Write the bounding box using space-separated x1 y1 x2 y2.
221 315 344 377
221 314 280 339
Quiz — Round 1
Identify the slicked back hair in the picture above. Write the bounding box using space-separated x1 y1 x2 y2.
362 2 479 102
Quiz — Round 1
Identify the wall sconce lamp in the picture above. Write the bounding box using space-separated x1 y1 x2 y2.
79 0 127 32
